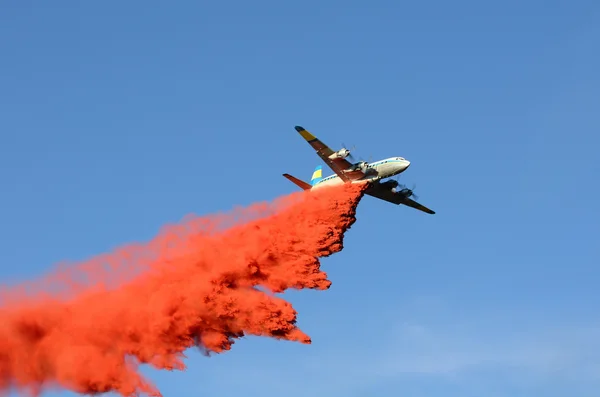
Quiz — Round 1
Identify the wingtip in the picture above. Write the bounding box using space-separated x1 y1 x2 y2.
294 125 316 141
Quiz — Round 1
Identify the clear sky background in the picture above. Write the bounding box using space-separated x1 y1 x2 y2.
1 1 599 396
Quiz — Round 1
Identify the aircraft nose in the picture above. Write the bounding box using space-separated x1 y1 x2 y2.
404 160 411 169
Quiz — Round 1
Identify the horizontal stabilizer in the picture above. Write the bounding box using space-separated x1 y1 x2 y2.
283 173 312 190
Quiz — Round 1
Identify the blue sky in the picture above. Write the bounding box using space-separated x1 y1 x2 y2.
1 1 599 396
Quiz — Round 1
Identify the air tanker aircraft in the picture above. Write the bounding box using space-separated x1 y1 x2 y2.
283 125 435 214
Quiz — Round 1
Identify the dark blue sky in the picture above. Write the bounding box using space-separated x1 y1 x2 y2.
1 1 599 396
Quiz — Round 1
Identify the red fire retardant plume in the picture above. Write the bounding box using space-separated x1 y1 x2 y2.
0 183 367 397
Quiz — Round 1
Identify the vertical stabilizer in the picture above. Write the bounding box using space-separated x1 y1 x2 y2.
310 165 323 186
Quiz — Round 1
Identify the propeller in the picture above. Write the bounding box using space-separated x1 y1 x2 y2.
402 183 419 200
358 154 372 163
392 180 419 200
341 142 356 161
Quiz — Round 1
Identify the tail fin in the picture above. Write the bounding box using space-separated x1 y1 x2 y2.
282 165 323 191
282 173 312 190
310 165 323 186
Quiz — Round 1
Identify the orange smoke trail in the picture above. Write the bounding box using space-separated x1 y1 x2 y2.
0 183 366 397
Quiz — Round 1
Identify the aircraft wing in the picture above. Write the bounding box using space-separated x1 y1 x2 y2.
365 183 436 214
294 126 365 182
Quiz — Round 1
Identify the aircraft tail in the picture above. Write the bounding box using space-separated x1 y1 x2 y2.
282 165 322 191
283 165 322 191
310 165 323 186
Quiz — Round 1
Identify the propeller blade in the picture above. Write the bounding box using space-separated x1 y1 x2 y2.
406 183 418 199
342 142 356 161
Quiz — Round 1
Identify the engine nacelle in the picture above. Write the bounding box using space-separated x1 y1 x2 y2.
381 179 399 189
379 179 400 192
385 181 412 197
328 148 350 159
357 161 368 171
397 188 412 197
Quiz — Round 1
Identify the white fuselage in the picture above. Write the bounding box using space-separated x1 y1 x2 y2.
312 157 410 189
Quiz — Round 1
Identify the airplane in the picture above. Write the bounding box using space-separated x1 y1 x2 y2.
283 125 435 214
